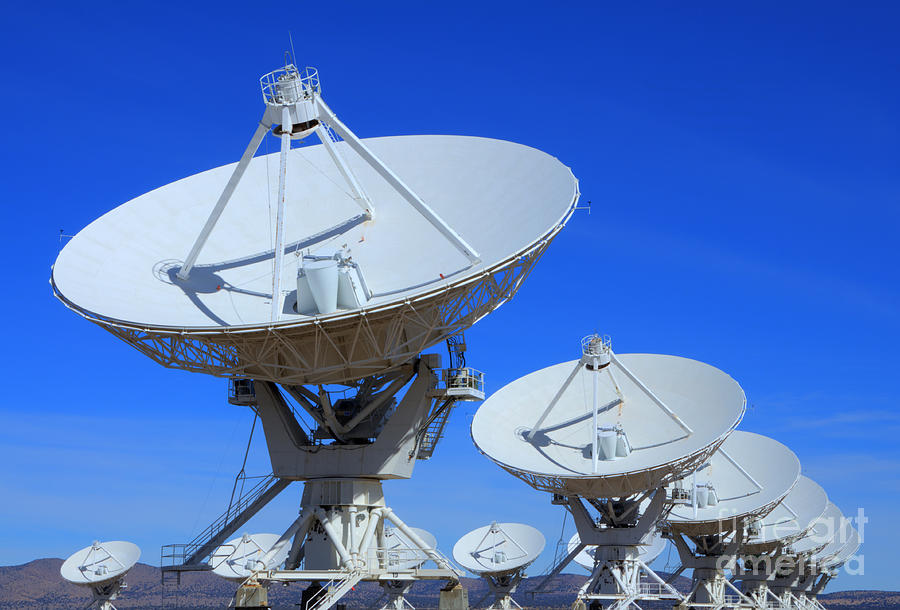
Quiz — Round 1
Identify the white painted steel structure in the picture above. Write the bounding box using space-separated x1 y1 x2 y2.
51 66 578 386
736 476 830 609
471 335 746 610
665 431 801 610
758 503 850 610
568 531 667 571
472 345 746 499
453 522 545 610
52 60 578 610
60 541 141 610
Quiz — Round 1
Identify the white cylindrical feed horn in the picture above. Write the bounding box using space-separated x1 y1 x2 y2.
303 258 340 315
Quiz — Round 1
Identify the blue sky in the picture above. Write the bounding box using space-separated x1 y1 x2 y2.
1 0 898 593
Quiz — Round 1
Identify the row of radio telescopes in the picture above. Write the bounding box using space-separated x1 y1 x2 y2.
52 58 858 610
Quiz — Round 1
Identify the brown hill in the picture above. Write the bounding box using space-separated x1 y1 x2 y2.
0 559 894 610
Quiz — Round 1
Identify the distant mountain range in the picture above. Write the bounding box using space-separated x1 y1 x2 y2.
0 559 895 610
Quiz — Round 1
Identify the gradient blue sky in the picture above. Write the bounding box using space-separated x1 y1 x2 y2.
2 0 898 592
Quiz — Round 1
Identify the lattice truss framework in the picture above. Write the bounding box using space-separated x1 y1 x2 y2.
54 231 559 386
500 430 733 500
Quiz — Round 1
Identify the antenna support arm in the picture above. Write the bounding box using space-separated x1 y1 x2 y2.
610 352 693 435
177 119 272 280
315 97 481 265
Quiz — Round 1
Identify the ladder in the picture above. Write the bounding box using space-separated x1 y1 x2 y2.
306 570 365 610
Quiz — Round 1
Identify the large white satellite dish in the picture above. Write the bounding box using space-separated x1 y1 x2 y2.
737 478 829 608
667 431 801 536
793 525 860 606
808 508 853 571
471 344 746 499
60 541 141 610
52 130 577 386
471 336 745 610
567 531 666 571
453 522 545 576
453 523 544 610
788 501 844 558
52 60 577 610
742 475 828 555
211 533 288 581
821 526 860 571
763 504 851 608
665 431 799 610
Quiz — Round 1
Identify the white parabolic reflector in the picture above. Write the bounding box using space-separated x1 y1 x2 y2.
452 523 545 575
383 526 437 571
211 533 288 580
471 354 745 498
809 508 854 569
790 502 844 557
667 431 800 537
742 475 829 555
52 135 578 385
60 541 141 587
568 531 666 571
821 526 860 571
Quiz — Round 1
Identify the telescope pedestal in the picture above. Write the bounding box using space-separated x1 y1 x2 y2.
670 534 756 610
231 355 470 609
479 572 524 609
537 491 682 610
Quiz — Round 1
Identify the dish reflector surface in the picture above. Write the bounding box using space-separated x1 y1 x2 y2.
810 507 853 568
821 526 859 570
452 523 545 575
742 476 828 554
471 354 745 497
211 533 288 580
568 531 666 570
790 502 843 557
383 526 437 570
53 135 576 384
667 431 800 536
60 541 140 586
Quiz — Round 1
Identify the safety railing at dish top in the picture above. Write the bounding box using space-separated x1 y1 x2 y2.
259 65 320 105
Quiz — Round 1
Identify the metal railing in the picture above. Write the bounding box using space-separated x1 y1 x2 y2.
435 367 485 398
259 65 320 105
161 474 286 569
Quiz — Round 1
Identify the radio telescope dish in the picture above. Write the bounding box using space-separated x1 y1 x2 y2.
568 530 666 571
808 507 853 568
667 431 800 536
211 533 288 581
60 541 140 610
789 502 843 558
453 523 545 575
52 131 578 385
821 526 859 571
471 348 745 498
382 526 438 571
742 475 828 555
